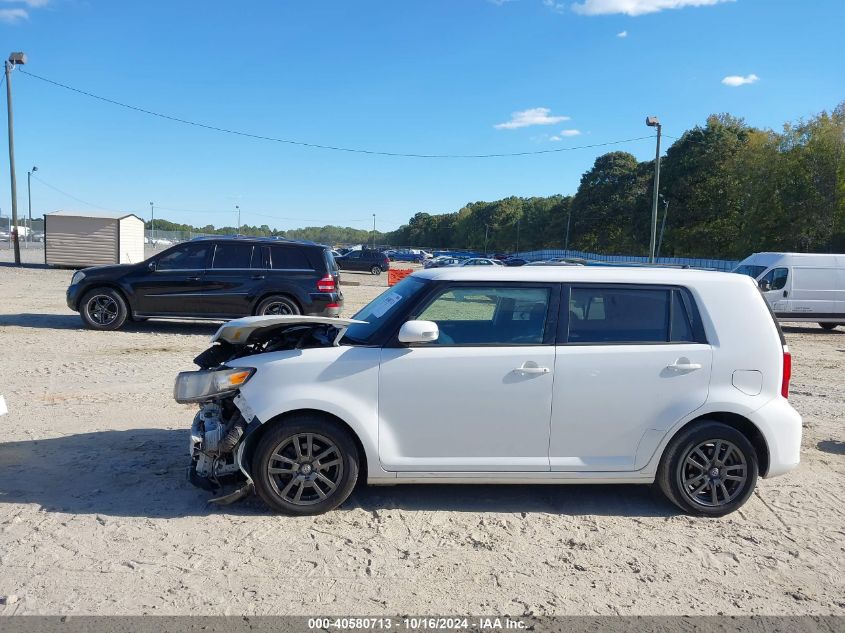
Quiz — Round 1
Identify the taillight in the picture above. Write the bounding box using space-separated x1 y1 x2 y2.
317 274 335 292
781 346 792 398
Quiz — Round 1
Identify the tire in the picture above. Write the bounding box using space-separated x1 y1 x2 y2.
370 265 382 276
819 323 838 331
252 415 359 515
657 421 758 517
79 287 129 331
256 295 301 316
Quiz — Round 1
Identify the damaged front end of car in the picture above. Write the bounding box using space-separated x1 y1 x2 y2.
174 315 363 504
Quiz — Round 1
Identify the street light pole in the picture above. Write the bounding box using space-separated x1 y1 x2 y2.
236 205 240 235
656 196 670 260
516 218 520 255
565 208 572 251
371 214 376 249
27 166 37 249
149 202 154 245
5 52 26 265
646 116 662 263
484 224 489 255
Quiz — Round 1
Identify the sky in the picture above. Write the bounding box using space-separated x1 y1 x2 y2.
0 0 842 233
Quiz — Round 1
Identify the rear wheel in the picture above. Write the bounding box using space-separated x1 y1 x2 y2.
252 415 359 515
80 287 128 331
657 421 758 516
819 323 838 331
256 295 300 316
370 265 382 275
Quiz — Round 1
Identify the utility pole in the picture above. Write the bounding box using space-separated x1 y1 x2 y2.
656 196 670 260
646 116 662 263
149 202 154 245
372 213 376 249
484 224 489 255
515 217 520 255
564 208 572 251
236 205 240 235
5 52 26 265
27 166 37 249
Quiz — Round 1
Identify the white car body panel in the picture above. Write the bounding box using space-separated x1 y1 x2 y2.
229 266 801 486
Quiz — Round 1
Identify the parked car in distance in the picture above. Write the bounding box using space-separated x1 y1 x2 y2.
732 252 845 330
176 266 801 516
503 257 528 267
424 256 460 269
459 257 504 266
66 236 342 331
334 249 391 275
526 258 585 267
390 249 431 263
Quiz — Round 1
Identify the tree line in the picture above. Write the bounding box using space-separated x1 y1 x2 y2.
149 103 844 260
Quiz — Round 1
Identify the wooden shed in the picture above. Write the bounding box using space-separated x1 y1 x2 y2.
44 210 145 268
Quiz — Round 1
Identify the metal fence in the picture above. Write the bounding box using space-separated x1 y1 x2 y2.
514 248 739 271
144 230 215 246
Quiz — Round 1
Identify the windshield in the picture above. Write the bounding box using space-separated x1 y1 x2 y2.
732 264 767 278
343 276 427 343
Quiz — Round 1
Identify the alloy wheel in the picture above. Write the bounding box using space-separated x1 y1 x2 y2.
266 433 344 506
85 295 119 326
263 301 294 316
678 439 748 507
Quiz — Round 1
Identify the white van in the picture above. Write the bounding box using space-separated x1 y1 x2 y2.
733 252 845 329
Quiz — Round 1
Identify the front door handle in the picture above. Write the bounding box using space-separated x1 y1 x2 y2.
186 275 202 282
251 274 266 280
514 362 550 375
783 290 788 298
667 359 702 372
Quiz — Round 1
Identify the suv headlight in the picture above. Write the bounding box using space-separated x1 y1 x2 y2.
173 367 255 404
71 271 86 285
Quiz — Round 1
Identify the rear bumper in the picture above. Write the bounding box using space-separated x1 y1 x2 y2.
749 397 802 478
307 292 343 317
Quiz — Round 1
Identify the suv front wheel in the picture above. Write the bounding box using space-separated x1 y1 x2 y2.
252 415 359 515
657 421 758 516
80 287 129 331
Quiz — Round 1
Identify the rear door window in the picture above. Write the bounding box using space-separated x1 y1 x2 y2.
568 287 673 344
212 243 253 269
270 246 314 270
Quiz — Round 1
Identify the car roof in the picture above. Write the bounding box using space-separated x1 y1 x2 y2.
414 265 742 285
190 235 323 248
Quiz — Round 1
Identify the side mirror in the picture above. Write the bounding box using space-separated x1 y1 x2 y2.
759 279 771 292
398 320 439 344
148 261 157 271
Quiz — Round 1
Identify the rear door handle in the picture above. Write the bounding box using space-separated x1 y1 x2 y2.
251 274 266 280
667 360 702 372
514 362 550 375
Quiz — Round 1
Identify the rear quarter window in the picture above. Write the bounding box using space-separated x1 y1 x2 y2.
270 246 315 270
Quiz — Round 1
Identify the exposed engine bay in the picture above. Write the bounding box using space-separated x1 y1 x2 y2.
183 316 363 503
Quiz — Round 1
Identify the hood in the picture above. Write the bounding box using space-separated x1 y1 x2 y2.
211 315 367 347
81 263 141 275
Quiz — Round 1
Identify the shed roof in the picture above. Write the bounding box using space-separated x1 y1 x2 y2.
45 209 143 222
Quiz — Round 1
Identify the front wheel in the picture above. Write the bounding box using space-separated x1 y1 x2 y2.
657 421 758 516
252 415 359 515
819 323 838 331
80 287 129 331
256 295 301 316
370 265 382 276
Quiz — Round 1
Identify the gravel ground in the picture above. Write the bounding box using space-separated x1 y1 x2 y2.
0 246 843 616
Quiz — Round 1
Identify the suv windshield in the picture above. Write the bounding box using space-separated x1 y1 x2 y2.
344 276 427 343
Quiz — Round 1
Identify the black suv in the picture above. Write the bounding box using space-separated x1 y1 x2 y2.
66 237 342 330
334 249 390 275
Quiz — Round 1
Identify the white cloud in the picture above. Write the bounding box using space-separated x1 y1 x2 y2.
550 129 583 140
0 7 28 22
572 0 732 16
0 0 49 23
721 73 759 87
542 0 567 13
617 30 628 37
495 107 570 130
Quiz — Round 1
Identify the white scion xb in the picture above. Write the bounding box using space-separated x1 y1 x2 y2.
175 267 802 516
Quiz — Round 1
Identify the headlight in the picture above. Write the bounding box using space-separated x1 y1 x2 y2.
173 367 255 403
71 271 86 285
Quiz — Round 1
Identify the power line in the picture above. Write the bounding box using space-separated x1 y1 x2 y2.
19 68 654 159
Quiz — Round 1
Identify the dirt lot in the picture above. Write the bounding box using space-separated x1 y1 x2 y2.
0 245 843 616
